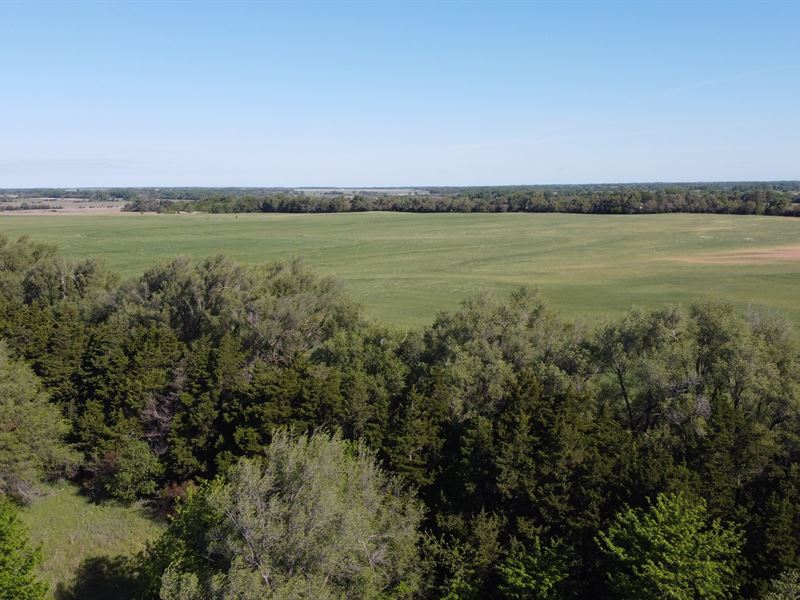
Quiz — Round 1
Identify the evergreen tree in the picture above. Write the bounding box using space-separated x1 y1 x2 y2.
497 537 571 600
0 497 47 600
0 343 77 501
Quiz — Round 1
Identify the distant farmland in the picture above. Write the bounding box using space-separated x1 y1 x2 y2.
2 212 799 327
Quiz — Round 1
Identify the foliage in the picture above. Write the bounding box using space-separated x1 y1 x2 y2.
0 497 47 600
155 430 423 599
107 182 800 217
763 570 800 600
1 235 799 598
497 537 571 600
597 492 742 599
89 437 165 502
0 342 77 502
9 182 800 217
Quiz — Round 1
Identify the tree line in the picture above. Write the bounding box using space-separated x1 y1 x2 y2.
0 202 63 212
4 183 799 216
116 182 800 216
1 233 800 598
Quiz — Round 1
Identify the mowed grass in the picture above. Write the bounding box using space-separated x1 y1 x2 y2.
2 212 800 328
20 483 164 595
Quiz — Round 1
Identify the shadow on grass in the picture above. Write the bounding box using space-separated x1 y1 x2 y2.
54 555 145 600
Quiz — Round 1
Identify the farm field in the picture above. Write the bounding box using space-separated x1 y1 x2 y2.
1 211 799 328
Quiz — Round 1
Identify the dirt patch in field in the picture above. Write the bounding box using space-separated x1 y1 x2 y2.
668 245 800 265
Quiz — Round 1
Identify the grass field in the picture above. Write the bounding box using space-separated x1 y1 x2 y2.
20 483 164 597
2 212 799 328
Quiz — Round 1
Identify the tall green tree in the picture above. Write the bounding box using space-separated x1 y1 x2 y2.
0 497 47 600
0 343 77 501
597 492 742 599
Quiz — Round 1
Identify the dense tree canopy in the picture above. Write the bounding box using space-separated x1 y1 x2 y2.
1 233 799 598
763 570 800 600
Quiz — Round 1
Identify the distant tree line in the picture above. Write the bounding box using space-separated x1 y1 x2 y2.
0 203 63 211
4 183 799 216
117 182 800 216
2 233 800 598
1 188 139 202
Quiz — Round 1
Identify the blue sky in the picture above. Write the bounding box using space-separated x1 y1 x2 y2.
1 1 798 187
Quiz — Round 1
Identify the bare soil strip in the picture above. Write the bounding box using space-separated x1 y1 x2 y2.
668 245 800 265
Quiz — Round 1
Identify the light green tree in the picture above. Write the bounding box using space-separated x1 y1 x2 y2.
0 342 77 502
0 497 47 600
763 570 800 600
497 537 571 600
597 492 741 599
159 430 423 599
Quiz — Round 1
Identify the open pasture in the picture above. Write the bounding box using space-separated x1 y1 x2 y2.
20 484 164 596
1 212 799 328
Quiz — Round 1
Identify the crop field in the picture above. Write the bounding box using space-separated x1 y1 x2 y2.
2 212 799 328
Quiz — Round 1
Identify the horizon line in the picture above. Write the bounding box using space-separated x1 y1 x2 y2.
2 179 800 191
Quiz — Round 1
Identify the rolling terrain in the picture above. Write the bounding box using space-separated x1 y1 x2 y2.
2 211 799 327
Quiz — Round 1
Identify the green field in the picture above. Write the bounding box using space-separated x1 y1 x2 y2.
2 212 799 327
20 484 164 597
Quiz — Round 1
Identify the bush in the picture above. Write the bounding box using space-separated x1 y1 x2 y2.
154 430 423 599
90 437 164 502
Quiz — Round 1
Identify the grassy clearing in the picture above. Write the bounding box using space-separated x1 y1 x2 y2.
1 212 799 328
20 483 164 596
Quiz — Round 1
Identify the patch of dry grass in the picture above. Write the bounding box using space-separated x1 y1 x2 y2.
19 483 164 596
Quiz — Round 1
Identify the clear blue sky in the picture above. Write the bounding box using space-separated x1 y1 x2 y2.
1 1 798 187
